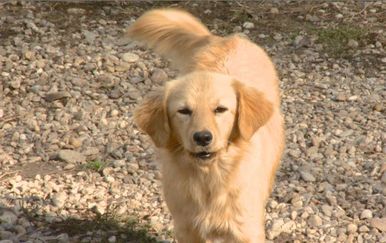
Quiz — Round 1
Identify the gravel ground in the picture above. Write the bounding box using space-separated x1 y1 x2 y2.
0 1 385 242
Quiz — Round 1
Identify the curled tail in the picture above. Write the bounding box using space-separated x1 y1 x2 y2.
126 9 213 69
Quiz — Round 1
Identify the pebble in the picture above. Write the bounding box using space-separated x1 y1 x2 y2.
242 22 254 29
52 192 67 207
360 209 373 219
300 170 316 182
370 218 386 231
150 68 168 84
308 215 323 227
57 150 86 163
122 52 139 63
347 39 359 48
347 223 358 233
0 211 17 225
44 91 71 102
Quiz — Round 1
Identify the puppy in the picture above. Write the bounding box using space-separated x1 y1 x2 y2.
128 9 284 243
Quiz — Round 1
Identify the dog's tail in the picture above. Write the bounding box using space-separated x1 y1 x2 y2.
126 9 213 69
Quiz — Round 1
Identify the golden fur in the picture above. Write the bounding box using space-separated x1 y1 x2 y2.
129 9 285 243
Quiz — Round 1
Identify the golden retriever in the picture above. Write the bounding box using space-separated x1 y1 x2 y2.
127 9 285 243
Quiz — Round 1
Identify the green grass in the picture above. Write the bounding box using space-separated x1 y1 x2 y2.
314 25 367 57
84 160 105 172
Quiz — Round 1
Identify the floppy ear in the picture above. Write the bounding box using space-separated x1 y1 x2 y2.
233 81 273 140
133 88 169 147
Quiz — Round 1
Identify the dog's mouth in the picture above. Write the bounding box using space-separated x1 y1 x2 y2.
190 151 216 160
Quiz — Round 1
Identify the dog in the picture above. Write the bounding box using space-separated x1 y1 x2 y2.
127 9 285 243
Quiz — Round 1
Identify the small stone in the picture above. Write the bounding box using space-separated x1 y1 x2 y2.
321 205 332 217
242 22 254 29
373 103 383 112
45 91 71 102
122 52 139 63
108 235 117 243
335 93 347 101
69 137 82 148
308 215 323 227
347 39 359 48
24 50 34 60
150 68 168 84
67 8 86 14
57 150 86 163
381 172 386 183
336 13 343 19
347 223 358 233
360 209 373 219
0 210 17 225
359 225 369 232
10 79 21 89
52 192 67 208
270 7 279 14
300 170 316 182
57 233 70 243
370 218 386 231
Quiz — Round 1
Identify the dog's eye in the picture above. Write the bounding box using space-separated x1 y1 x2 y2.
177 108 192 115
214 106 228 114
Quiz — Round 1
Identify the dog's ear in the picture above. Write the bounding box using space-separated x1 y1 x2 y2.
133 88 170 147
233 81 273 141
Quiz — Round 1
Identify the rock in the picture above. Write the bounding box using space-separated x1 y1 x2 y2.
44 91 71 102
360 209 373 219
270 7 279 14
321 204 332 217
122 52 139 63
0 210 17 225
57 150 86 163
308 215 323 227
108 235 117 243
52 192 67 208
150 68 168 84
300 170 316 182
370 218 386 231
347 223 358 233
347 39 359 48
242 22 254 29
82 30 97 44
335 93 347 101
67 8 86 14
57 233 70 242
10 79 21 89
336 13 344 19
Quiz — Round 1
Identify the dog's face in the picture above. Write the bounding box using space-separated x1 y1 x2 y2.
134 72 273 165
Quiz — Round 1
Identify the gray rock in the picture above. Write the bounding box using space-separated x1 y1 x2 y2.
122 52 139 63
45 91 71 102
242 22 254 29
0 211 17 225
347 223 358 233
150 68 168 84
52 192 67 208
360 209 373 219
67 8 86 15
370 218 386 231
300 170 316 182
57 150 86 163
308 215 323 227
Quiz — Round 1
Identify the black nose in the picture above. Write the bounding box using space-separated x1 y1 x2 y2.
193 131 213 146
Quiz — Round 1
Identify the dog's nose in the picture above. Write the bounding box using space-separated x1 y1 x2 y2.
193 130 213 146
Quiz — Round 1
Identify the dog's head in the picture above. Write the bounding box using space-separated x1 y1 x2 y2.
134 72 273 165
